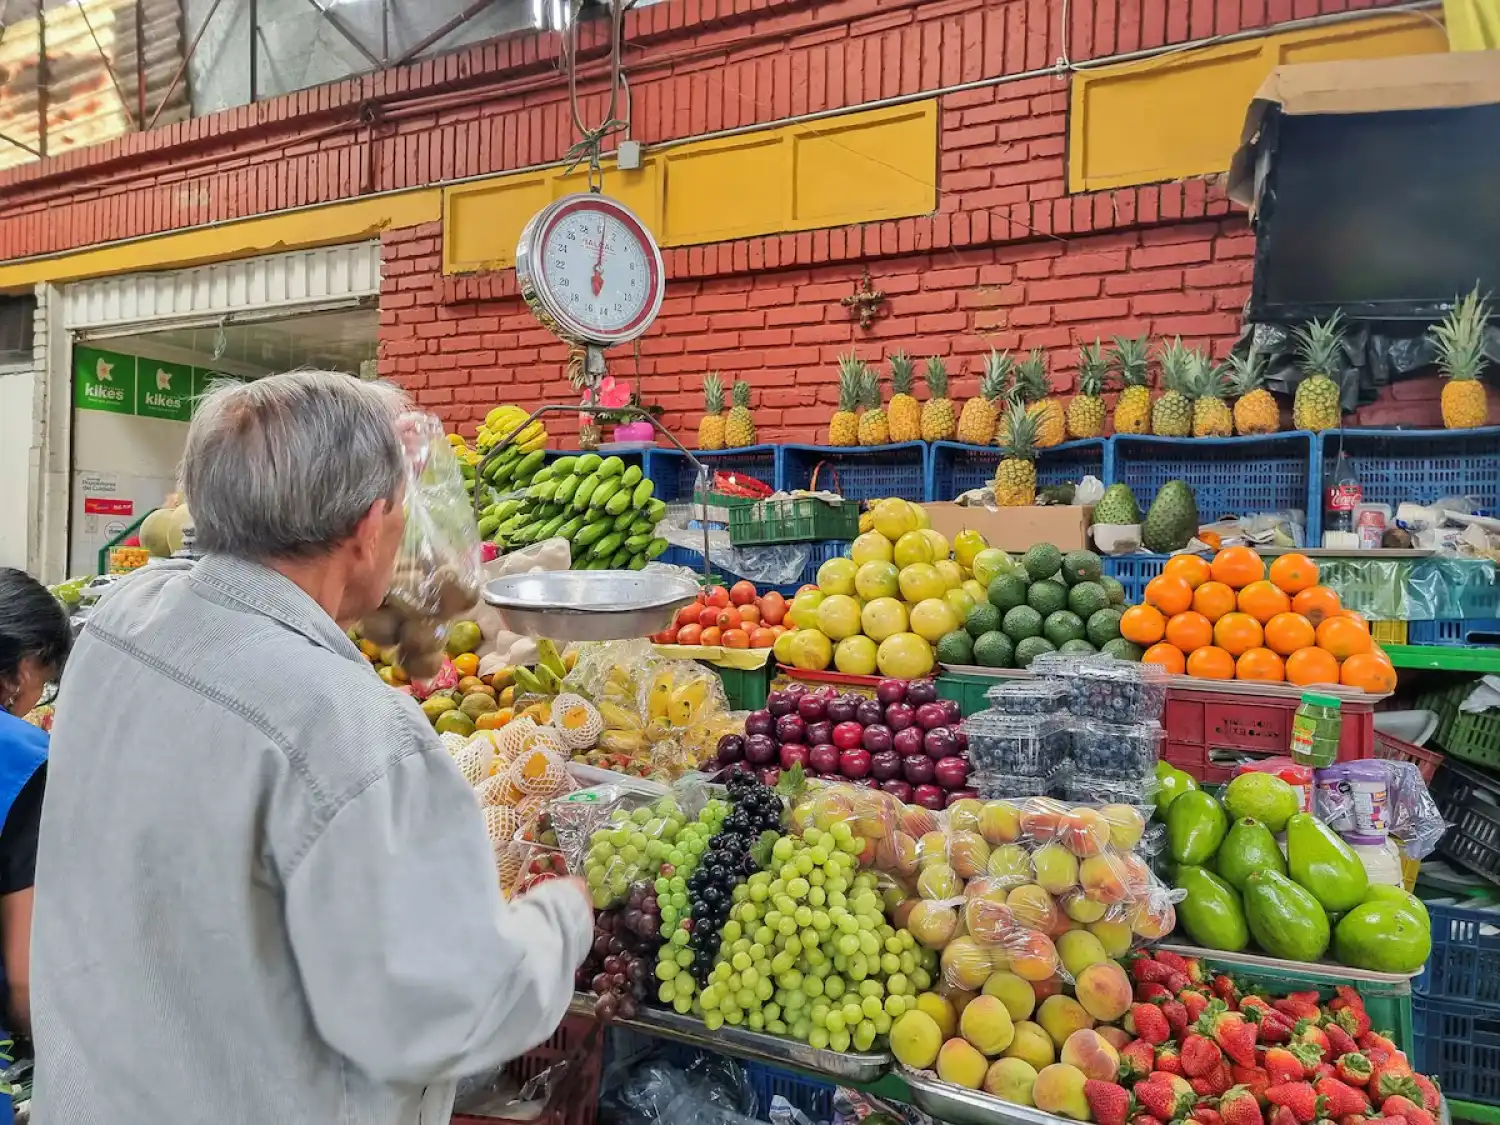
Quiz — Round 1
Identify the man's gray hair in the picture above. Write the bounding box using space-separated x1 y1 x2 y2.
182 371 408 561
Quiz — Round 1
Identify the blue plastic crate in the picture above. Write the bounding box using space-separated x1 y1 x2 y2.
1414 900 1500 1006
643 446 781 503
1413 996 1500 1106
660 539 844 596
1109 432 1321 541
780 442 929 502
926 439 1107 501
1407 618 1500 646
645 1043 835 1120
1100 555 1169 604
1321 427 1500 517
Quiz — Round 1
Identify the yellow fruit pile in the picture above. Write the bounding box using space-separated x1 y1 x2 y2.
476 404 547 454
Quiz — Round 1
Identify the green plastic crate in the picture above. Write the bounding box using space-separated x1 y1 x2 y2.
708 662 773 712
728 496 859 546
1418 682 1500 771
937 671 1006 718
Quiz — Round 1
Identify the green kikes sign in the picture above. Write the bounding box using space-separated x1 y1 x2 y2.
74 346 246 420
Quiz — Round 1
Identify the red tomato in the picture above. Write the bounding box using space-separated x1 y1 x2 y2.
652 629 678 644
730 580 758 606
676 623 702 645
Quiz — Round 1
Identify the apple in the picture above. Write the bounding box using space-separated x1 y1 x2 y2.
767 691 795 717
745 710 774 738
885 702 915 731
945 788 980 807
832 721 866 751
893 726 925 757
827 697 857 724
924 727 957 759
808 743 840 774
862 724 893 754
913 784 946 810
855 698 886 726
906 679 939 705
876 678 907 705
914 702 949 731
797 694 827 723
941 699 963 725
779 743 811 771
933 756 970 790
840 748 872 779
881 779 913 803
869 749 902 780
903 754 936 785
744 734 778 765
776 714 808 745
805 720 833 747
717 735 745 764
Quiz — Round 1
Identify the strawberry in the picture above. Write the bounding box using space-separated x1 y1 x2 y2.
1191 1062 1233 1098
1212 974 1240 1005
1269 1106 1302 1125
1337 1115 1371 1125
1313 1063 1336 1082
1183 956 1209 984
1198 1000 1258 1066
1266 1047 1311 1086
1131 1116 1167 1125
1334 1054 1372 1087
1294 1020 1332 1061
1155 1044 1184 1077
1136 1074 1196 1122
1369 1057 1414 1097
1275 993 1322 1023
1358 1031 1401 1058
1408 1073 1441 1113
1190 1107 1222 1125
1313 1078 1369 1118
1129 1003 1173 1045
1166 972 1193 994
1182 1033 1224 1078
1323 1022 1358 1058
1086 1080 1135 1125
1155 950 1192 977
1219 1084 1264 1125
1180 990 1212 1024
1381 1094 1436 1125
1138 982 1175 1005
1120 1040 1157 1083
1252 1010 1296 1044
1328 987 1370 1034
1381 1117 1409 1125
1230 1065 1271 1104
1162 999 1191 1040
1132 958 1176 986
1266 1081 1322 1124
1240 995 1272 1017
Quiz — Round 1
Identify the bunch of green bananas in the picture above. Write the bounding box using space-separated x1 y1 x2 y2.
512 639 568 695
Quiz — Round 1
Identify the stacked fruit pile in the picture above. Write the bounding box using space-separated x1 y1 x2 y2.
455 406 549 508
1124 550 1396 692
896 945 1445 1125
651 580 790 649
480 453 669 568
1164 772 1431 972
716 679 973 809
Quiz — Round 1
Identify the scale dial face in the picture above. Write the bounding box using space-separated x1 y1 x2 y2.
516 194 665 347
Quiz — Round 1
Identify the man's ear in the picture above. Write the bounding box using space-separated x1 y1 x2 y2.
348 500 388 559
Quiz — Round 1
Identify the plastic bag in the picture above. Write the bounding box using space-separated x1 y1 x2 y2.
1386 759 1449 860
655 516 810 586
598 1050 757 1125
554 780 713 909
356 413 482 681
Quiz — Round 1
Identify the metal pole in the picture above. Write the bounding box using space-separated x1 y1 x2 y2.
0 130 39 157
149 0 230 131
135 0 146 126
36 0 47 158
301 0 381 69
394 0 498 65
248 0 257 102
77 0 136 129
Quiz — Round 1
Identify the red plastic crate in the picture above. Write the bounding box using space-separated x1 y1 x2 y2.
1162 688 1375 785
453 1015 602 1125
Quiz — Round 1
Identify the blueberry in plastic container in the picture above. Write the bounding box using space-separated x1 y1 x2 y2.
1056 772 1156 806
975 772 1057 799
1058 658 1168 724
983 679 1070 716
1072 720 1163 780
963 711 1070 776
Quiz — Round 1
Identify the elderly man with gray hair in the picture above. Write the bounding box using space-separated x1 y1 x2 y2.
30 371 593 1124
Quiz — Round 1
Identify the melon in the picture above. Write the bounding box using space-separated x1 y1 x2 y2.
139 508 176 557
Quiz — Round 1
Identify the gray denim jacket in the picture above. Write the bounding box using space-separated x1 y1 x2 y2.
30 555 593 1124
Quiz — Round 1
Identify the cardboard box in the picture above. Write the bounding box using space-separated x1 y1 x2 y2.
922 502 1094 554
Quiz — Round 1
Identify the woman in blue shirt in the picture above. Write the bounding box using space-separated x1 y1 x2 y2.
0 569 72 1048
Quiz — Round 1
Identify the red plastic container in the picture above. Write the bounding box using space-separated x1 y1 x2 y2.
1162 688 1375 785
453 1015 602 1125
1373 730 1445 783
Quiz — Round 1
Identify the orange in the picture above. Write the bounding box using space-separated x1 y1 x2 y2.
1269 553 1320 595
722 628 751 649
1145 574 1194 616
1292 586 1342 626
1142 643 1186 674
1237 580 1292 624
1199 530 1223 551
1340 652 1397 694
1285 646 1341 687
1163 554 1212 590
1317 616 1372 660
451 652 480 678
1213 612 1264 657
1192 581 1238 623
1236 647 1286 682
475 709 512 731
1120 604 1167 646
1164 611 1213 654
1335 609 1371 632
1186 646 1235 680
1210 546 1265 590
1264 612 1316 656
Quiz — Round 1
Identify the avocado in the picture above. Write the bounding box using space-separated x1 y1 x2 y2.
1022 543 1063 581
1175 865 1250 952
1062 549 1103 585
1093 482 1141 525
1014 636 1057 668
1067 581 1109 619
1100 638 1143 660
936 630 975 665
1043 610 1086 648
1243 868 1331 962
987 574 1030 612
1141 480 1199 554
1086 607 1124 647
1215 817 1287 891
1058 639 1098 655
966 603 1001 638
1027 580 1067 617
1002 605 1043 641
972 631 1015 668
1100 576 1126 606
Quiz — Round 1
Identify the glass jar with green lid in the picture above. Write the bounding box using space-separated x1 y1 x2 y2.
1290 691 1342 768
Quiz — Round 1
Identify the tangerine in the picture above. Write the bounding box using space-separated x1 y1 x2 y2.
1317 616 1372 660
1291 585 1342 626
1213 611 1264 657
1210 546 1265 590
1186 646 1235 680
1285 646 1341 687
1237 579 1292 624
1163 554 1212 590
1269 553 1320 595
1264 611 1316 656
1340 652 1397 694
1335 609 1371 631
1236 647 1286 682
1192 581 1238 623
1120 604 1167 645
1145 574 1195 616
1142 642 1186 674
1164 611 1214 654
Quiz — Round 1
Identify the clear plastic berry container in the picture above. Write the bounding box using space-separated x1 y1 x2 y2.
1071 720 1164 780
963 711 1070 776
1048 656 1168 723
973 771 1059 800
983 679 1071 716
1054 772 1160 807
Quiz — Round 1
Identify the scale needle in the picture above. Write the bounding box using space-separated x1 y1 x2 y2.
591 221 607 296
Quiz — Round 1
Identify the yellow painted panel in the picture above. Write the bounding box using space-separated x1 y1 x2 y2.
661 133 790 245
1068 13 1449 192
1445 0 1500 50
790 102 937 227
553 163 665 236
444 173 552 274
0 188 441 291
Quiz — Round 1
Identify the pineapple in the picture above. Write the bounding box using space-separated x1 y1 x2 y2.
1228 347 1279 435
1190 351 1233 437
828 354 862 446
858 365 889 446
920 356 957 442
994 404 1041 507
697 372 726 450
725 380 756 447
1433 286 1491 429
1151 337 1193 437
1110 335 1153 435
887 350 921 443
1292 312 1345 432
1065 340 1109 439
957 350 1010 445
1017 349 1066 447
